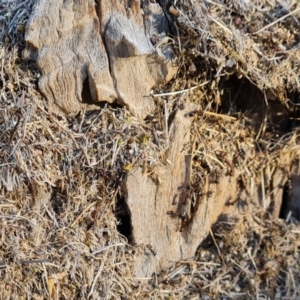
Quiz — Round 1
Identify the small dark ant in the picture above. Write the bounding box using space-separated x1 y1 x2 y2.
207 191 214 197
179 184 193 218
168 176 207 232
232 154 239 168
186 110 204 117
217 152 235 176
210 170 221 184
167 210 178 217
167 209 190 232
179 218 190 232
146 244 157 256
238 148 246 160
284 177 292 195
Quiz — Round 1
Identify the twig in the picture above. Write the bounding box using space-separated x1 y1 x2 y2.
208 16 233 36
253 6 300 35
19 259 52 264
248 248 257 271
261 169 266 210
70 201 96 228
286 210 292 223
179 261 221 266
21 104 32 145
255 101 267 142
36 104 80 148
158 265 186 282
202 269 229 289
209 228 224 264
204 0 228 9
8 111 22 145
197 151 226 169
91 243 125 255
42 263 51 298
231 259 250 275
203 111 236 120
88 251 108 298
79 104 87 132
0 204 15 208
164 99 169 142
125 277 153 282
150 80 210 97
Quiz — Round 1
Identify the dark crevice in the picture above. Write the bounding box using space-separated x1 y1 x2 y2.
81 75 122 109
280 176 300 221
157 0 177 35
50 187 67 216
81 76 94 104
115 195 132 242
101 17 112 75
100 16 125 107
219 75 300 136
280 178 292 219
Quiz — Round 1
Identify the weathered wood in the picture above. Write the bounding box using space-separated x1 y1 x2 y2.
23 0 176 119
23 0 116 115
97 0 177 117
123 104 242 276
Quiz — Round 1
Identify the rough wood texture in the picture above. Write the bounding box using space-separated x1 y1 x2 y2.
23 0 176 118
97 0 177 117
123 104 242 276
23 0 116 115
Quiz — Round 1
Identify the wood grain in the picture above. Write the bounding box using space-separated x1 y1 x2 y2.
23 0 176 119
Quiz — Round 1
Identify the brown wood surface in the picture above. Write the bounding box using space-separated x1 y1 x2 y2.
123 104 243 276
23 0 116 115
23 0 176 119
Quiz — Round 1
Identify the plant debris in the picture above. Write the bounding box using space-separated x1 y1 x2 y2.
1 0 300 299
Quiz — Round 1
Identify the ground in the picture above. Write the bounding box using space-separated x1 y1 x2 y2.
0 0 300 299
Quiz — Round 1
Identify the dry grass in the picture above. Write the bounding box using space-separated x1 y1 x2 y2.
175 0 300 102
1 0 300 299
0 41 162 299
155 215 300 299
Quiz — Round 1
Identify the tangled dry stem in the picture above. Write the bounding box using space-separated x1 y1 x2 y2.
0 0 300 299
